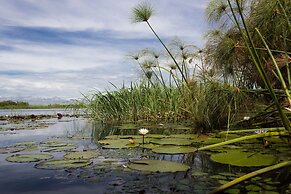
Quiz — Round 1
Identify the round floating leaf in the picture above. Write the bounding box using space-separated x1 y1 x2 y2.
169 134 197 139
127 159 190 172
152 145 196 154
42 145 76 152
98 139 139 149
142 143 160 149
64 151 100 160
6 154 53 163
14 141 37 147
105 135 143 140
210 150 277 167
0 146 25 154
191 171 208 177
35 159 91 169
146 134 168 139
149 138 195 146
40 140 73 147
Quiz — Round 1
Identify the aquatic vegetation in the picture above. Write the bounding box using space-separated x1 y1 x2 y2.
149 138 196 146
138 128 149 135
152 145 196 154
40 140 76 152
64 151 100 160
6 154 53 163
0 146 25 154
127 159 190 172
210 150 277 167
98 139 140 149
210 161 291 193
35 159 92 169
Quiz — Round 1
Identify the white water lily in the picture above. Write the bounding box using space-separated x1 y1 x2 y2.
139 128 149 135
243 116 250 121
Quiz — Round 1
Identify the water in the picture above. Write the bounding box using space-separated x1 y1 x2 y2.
0 109 289 194
0 108 84 116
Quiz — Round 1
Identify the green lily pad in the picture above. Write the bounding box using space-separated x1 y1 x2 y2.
149 138 195 146
169 134 197 139
98 139 139 149
14 141 37 147
152 145 196 154
127 159 190 172
246 184 261 191
225 188 240 194
40 140 73 147
64 151 100 160
191 171 208 177
35 159 91 169
0 146 25 154
105 135 143 139
24 145 38 151
210 150 277 167
6 154 53 163
42 145 76 152
142 143 160 149
40 140 76 152
146 134 168 139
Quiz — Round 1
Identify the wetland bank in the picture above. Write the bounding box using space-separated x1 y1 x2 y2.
1 0 291 193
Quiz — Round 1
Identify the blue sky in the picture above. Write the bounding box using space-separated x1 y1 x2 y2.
0 0 209 100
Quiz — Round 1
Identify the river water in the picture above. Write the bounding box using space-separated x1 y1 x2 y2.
0 109 289 194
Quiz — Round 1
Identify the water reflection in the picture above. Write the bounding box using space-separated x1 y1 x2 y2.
0 113 289 193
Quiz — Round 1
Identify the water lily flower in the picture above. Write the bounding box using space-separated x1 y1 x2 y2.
139 128 149 135
243 116 250 121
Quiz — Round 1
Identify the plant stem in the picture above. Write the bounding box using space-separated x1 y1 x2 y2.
145 21 188 86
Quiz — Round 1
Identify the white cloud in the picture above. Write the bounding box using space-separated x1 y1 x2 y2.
0 0 209 100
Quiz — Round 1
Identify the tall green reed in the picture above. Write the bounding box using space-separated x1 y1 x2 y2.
227 0 290 132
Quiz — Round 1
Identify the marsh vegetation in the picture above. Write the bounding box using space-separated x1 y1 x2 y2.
1 0 291 193
83 0 291 193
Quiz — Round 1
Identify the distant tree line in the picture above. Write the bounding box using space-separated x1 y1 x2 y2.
0 100 86 109
0 100 29 109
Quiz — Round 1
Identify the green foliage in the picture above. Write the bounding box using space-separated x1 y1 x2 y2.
205 0 291 89
0 100 85 109
0 101 29 109
127 159 190 172
210 150 277 167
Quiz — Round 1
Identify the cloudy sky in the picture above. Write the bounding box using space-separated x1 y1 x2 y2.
0 0 210 101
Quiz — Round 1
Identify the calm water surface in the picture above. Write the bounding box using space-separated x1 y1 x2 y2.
0 109 289 194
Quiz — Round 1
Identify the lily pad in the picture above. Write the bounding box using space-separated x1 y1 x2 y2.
152 145 196 154
191 171 208 177
40 140 73 147
35 159 91 169
40 140 76 152
127 159 190 172
14 141 37 147
98 139 139 149
6 154 53 163
64 151 100 160
169 134 197 139
142 143 160 149
42 145 76 152
210 150 277 167
149 138 195 146
0 146 25 154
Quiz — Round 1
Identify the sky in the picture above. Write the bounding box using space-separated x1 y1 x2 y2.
0 0 210 101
